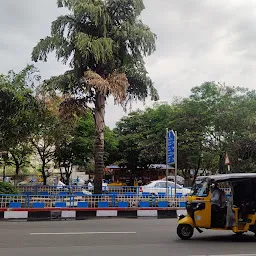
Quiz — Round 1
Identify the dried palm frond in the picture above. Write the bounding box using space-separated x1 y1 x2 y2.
83 70 129 105
83 71 109 95
107 72 129 104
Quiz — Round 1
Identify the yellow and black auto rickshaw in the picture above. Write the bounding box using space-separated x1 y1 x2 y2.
177 173 256 239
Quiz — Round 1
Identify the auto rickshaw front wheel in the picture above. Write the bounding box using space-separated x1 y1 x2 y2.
177 224 194 240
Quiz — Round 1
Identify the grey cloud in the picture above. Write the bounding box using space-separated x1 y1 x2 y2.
143 0 256 60
142 0 256 100
0 0 66 75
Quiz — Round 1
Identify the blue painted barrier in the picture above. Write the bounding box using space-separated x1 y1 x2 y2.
39 192 49 196
98 202 109 208
139 201 150 208
55 202 67 208
9 202 22 208
77 202 89 208
0 193 187 209
118 202 129 208
179 202 186 208
158 201 168 208
142 192 151 197
32 202 45 208
176 193 183 198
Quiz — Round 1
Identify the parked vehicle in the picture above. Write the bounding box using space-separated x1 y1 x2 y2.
139 180 191 196
159 175 185 186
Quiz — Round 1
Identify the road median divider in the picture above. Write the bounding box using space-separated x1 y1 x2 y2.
0 207 186 221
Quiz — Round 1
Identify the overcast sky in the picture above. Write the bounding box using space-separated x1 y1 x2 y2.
1 0 256 128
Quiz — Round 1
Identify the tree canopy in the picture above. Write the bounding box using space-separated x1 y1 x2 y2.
113 82 256 184
0 65 41 178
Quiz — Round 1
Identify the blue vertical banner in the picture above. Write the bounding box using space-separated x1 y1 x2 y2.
167 130 175 164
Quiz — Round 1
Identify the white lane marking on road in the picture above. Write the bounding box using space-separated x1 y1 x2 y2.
30 231 137 235
191 254 256 256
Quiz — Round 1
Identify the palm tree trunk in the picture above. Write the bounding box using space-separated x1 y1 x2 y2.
94 92 105 194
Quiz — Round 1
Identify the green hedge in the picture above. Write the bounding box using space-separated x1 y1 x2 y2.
0 182 18 194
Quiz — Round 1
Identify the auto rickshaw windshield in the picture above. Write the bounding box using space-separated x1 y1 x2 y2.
192 179 209 197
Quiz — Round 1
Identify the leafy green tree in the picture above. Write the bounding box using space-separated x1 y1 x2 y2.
115 110 146 171
114 84 256 182
0 66 41 176
55 111 117 183
225 89 256 172
55 137 75 185
172 96 210 183
31 114 57 185
104 126 119 166
172 82 256 178
188 82 256 174
31 94 61 185
139 104 174 165
9 143 33 176
115 104 174 172
32 0 158 193
0 152 10 182
55 113 94 184
70 114 95 170
54 119 77 185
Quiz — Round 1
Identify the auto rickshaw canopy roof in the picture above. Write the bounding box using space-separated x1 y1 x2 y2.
196 173 256 183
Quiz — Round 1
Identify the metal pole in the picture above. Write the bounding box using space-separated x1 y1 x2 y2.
3 163 6 182
174 131 178 196
166 128 168 196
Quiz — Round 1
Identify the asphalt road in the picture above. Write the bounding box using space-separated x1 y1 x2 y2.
1 219 256 256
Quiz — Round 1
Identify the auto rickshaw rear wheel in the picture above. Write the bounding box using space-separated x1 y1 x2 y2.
177 224 194 240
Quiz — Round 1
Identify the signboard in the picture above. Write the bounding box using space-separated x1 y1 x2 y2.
225 152 230 165
167 130 175 164
225 152 231 172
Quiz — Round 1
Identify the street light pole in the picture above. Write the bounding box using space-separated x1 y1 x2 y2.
165 128 168 196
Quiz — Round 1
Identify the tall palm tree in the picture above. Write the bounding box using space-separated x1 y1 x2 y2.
32 0 158 193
